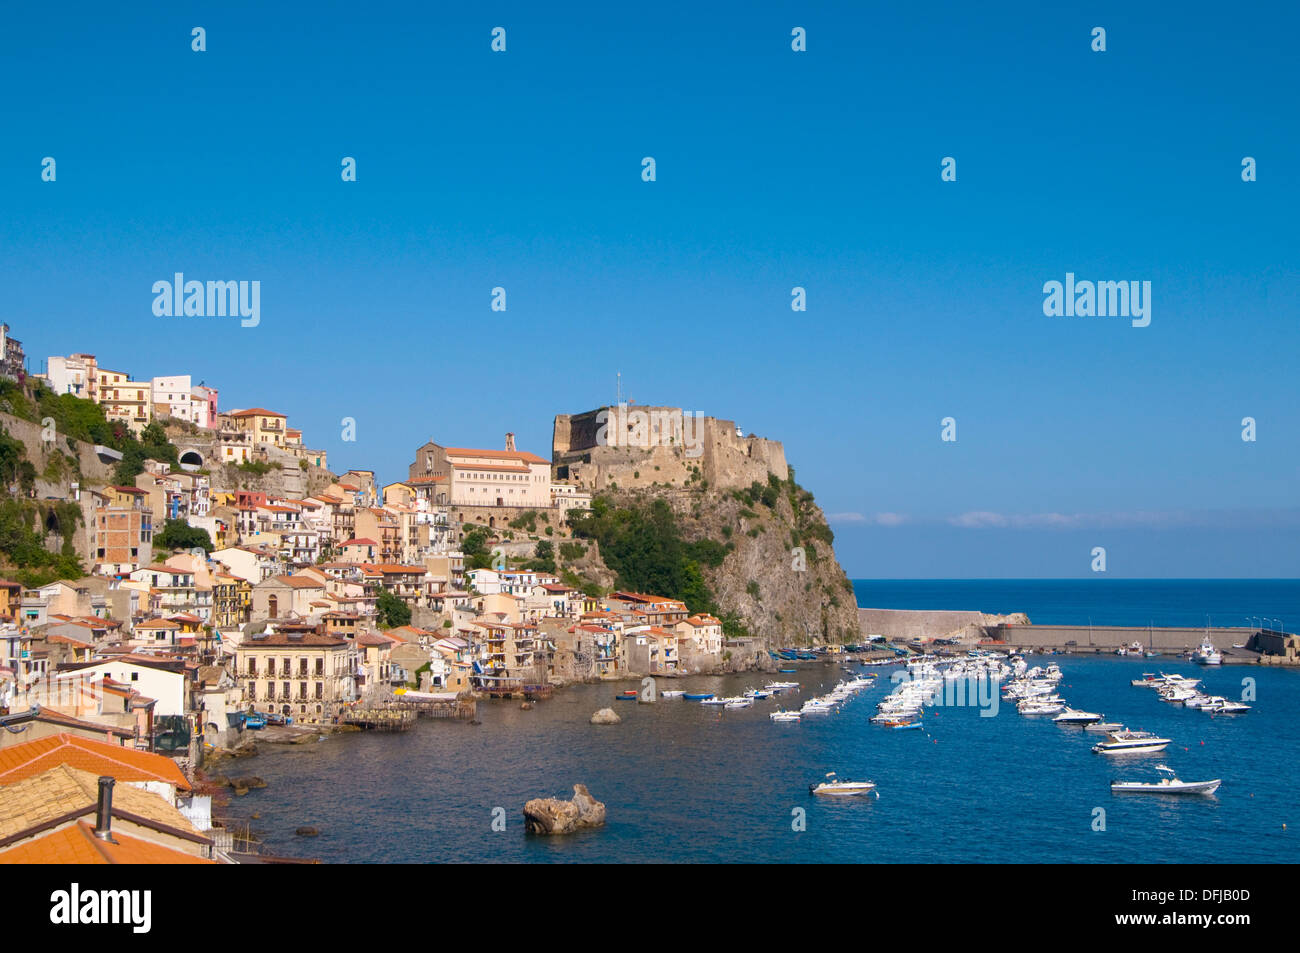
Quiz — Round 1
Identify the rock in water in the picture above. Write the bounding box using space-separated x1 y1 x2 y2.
295 826 319 837
590 708 621 725
522 784 607 835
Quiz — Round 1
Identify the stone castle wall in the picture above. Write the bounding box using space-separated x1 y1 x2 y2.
552 406 788 493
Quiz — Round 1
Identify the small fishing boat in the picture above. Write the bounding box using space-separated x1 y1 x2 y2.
700 696 728 706
724 697 753 710
809 773 877 797
615 692 638 701
770 710 801 722
779 669 798 674
1192 637 1223 666
890 720 923 731
1111 764 1221 796
683 692 715 701
244 712 266 730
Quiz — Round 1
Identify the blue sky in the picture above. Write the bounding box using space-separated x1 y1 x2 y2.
2 1 1297 577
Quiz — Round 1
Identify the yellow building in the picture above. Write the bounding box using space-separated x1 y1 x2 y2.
227 408 288 449
96 369 153 435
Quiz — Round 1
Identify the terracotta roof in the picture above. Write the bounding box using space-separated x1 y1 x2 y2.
0 734 190 791
340 538 378 547
0 764 204 843
0 819 214 864
444 447 549 465
266 575 325 589
240 631 346 648
229 407 286 418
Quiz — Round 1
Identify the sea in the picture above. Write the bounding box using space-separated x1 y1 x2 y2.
215 579 1300 864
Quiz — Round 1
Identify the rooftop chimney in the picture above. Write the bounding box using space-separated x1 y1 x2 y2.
93 776 117 842
505 433 516 452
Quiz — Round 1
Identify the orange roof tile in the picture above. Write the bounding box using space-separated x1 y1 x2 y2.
0 734 190 791
0 819 214 864
444 447 549 465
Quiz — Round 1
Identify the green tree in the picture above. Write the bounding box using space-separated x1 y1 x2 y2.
153 518 214 554
461 528 494 570
375 588 412 629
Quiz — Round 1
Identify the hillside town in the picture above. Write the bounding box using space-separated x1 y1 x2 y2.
0 327 767 862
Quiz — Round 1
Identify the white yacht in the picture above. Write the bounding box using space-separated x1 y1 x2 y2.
1053 708 1102 725
809 774 877 797
1092 730 1172 755
1111 764 1220 795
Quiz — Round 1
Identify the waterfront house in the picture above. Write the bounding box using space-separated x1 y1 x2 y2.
233 625 356 724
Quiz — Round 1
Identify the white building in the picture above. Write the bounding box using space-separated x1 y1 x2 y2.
152 375 194 423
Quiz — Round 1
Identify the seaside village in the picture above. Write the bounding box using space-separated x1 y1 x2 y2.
0 331 737 863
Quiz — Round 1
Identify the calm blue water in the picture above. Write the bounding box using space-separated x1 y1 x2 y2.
852 579 1300 629
214 580 1299 863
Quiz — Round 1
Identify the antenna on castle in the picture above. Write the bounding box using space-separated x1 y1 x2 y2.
616 371 622 406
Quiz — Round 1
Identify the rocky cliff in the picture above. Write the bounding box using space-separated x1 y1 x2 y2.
561 472 860 648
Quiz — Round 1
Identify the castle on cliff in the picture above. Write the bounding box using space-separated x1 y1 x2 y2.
552 405 788 493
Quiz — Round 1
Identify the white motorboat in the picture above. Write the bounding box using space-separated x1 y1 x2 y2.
1092 730 1172 754
1018 699 1065 715
770 710 801 722
660 690 685 698
724 697 752 709
1203 697 1251 714
1053 708 1102 725
700 696 728 706
809 773 877 797
1085 721 1125 733
1192 637 1223 666
1111 764 1220 795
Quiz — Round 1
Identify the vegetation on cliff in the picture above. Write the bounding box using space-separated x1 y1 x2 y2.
0 497 84 586
569 496 728 618
563 466 858 646
0 378 180 484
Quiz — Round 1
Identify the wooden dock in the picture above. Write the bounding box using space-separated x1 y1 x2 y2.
339 706 416 731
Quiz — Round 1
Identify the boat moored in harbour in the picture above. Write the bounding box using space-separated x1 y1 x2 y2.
1111 764 1221 795
1092 730 1172 755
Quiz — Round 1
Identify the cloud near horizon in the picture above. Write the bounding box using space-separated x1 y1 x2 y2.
827 509 1300 530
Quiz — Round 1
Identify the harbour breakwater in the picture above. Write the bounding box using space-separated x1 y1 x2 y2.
858 607 1299 664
